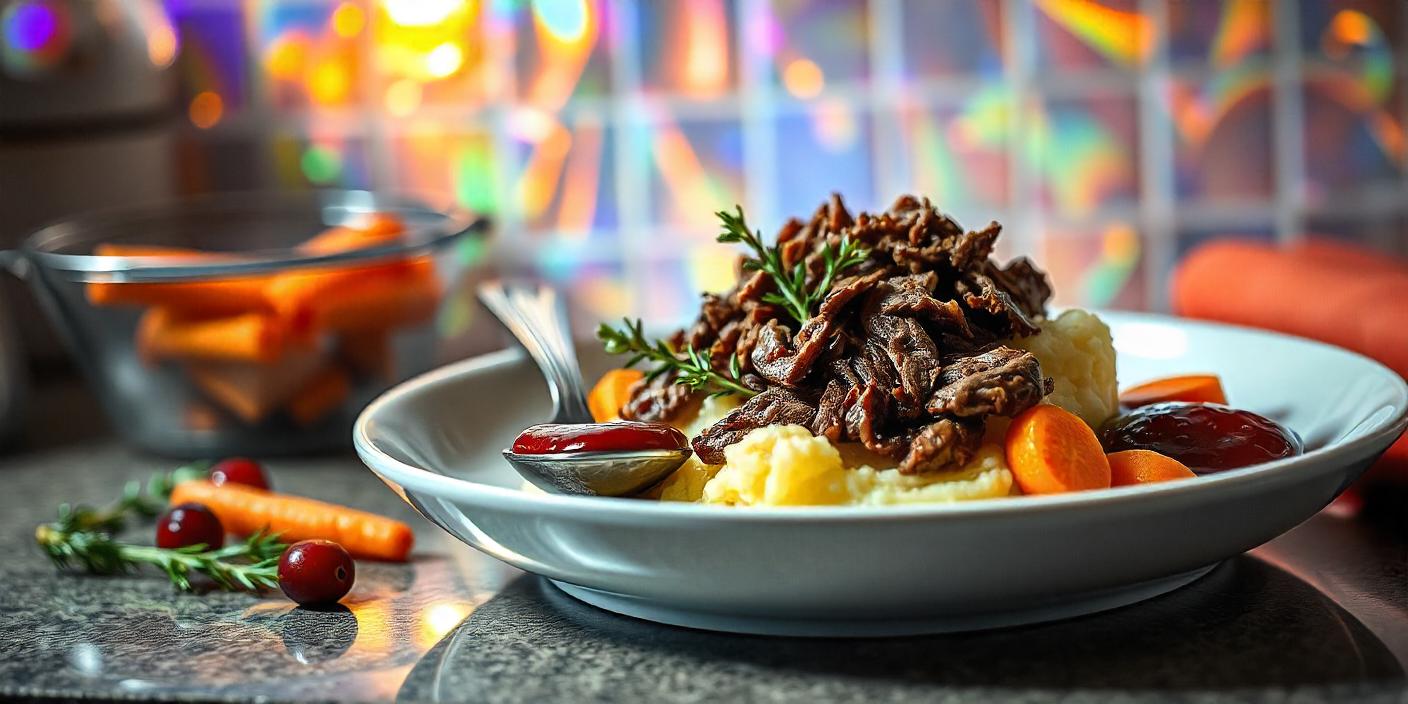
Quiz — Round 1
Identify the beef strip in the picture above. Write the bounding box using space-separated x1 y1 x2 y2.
749 270 885 387
860 282 943 406
875 272 973 339
619 371 700 423
899 417 985 474
693 387 819 464
926 346 1052 418
956 271 1042 339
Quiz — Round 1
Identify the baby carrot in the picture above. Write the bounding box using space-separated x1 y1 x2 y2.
1108 450 1197 486
170 481 414 562
1119 374 1227 408
298 213 405 255
137 308 309 364
87 277 272 315
588 369 645 422
1005 404 1112 495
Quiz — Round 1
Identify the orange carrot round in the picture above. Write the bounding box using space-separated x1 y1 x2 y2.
170 481 413 562
588 368 645 422
1107 449 1197 486
1119 374 1227 408
1005 404 1111 495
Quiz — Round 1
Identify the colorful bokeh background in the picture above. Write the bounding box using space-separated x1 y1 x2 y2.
10 0 1407 330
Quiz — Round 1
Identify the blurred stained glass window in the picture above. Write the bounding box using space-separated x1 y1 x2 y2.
146 0 1408 322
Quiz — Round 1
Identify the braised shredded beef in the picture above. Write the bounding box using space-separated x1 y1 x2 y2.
625 194 1055 474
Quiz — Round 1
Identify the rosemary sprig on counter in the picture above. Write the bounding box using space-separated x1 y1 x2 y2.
597 318 757 398
57 463 212 534
36 518 285 592
715 205 869 325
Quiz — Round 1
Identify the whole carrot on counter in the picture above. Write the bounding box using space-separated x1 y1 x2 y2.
171 481 414 562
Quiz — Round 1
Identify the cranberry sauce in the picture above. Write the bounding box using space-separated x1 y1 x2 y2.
511 421 688 455
1100 402 1302 474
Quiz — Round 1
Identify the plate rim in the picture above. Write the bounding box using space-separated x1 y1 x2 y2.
353 311 1408 522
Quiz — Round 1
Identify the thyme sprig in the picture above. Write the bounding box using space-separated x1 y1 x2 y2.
36 523 285 592
35 461 284 593
715 205 869 325
597 205 869 398
597 318 756 398
57 462 211 534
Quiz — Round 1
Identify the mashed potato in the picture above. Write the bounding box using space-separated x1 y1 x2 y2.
1013 309 1118 430
696 425 1013 507
649 394 738 501
651 309 1115 506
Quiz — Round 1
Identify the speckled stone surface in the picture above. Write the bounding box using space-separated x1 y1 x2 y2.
0 383 1405 703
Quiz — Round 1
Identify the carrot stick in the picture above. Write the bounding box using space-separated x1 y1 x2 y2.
137 308 308 364
315 268 439 332
170 481 414 562
1005 404 1112 495
87 277 272 315
588 369 644 422
287 365 351 426
298 213 405 255
264 257 434 330
270 258 440 333
1119 374 1227 408
185 348 324 424
1108 450 1197 486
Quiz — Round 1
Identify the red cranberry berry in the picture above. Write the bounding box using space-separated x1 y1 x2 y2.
278 540 355 606
156 503 225 550
209 457 271 491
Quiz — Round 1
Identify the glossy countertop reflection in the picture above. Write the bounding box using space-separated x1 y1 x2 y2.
0 384 1404 703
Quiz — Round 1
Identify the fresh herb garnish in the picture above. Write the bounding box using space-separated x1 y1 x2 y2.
596 205 869 398
36 521 284 592
57 463 212 534
35 462 285 593
715 205 869 325
597 317 756 398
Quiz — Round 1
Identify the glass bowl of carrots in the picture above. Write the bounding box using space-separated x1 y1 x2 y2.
9 190 487 456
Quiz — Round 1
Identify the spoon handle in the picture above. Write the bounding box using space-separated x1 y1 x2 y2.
477 280 594 425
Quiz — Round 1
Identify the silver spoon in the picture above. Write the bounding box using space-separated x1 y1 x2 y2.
477 280 691 497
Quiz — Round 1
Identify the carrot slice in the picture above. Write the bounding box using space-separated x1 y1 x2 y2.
287 365 351 426
1119 374 1227 408
1108 449 1197 486
298 213 405 255
170 481 413 562
588 369 645 422
1005 404 1112 494
137 308 310 364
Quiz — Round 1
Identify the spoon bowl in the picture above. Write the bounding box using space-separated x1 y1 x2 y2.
503 448 691 496
478 280 691 497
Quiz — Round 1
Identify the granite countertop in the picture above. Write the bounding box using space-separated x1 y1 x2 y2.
1 382 1406 703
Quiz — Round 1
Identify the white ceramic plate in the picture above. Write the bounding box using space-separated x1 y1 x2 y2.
354 312 1408 636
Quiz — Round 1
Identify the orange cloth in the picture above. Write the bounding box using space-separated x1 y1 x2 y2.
1171 238 1408 484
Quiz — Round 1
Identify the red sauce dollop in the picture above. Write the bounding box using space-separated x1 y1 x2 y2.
511 421 688 455
1100 402 1302 474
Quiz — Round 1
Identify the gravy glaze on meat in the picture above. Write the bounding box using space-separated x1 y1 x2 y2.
620 194 1056 475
